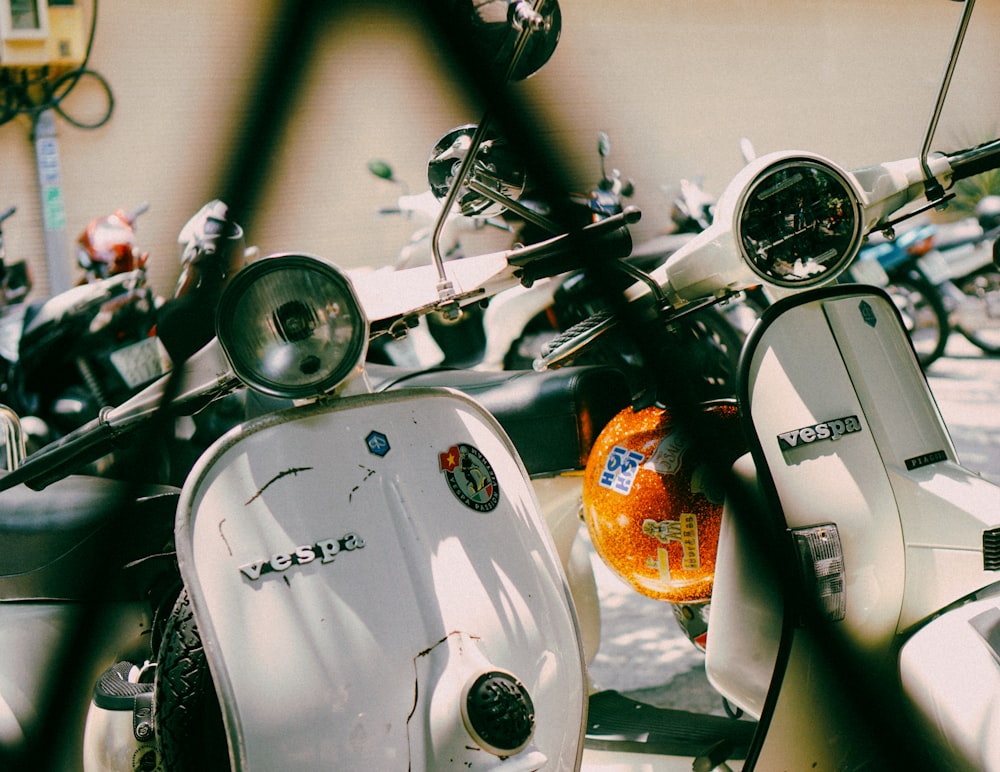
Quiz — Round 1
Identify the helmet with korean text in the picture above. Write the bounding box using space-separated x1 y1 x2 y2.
582 402 741 607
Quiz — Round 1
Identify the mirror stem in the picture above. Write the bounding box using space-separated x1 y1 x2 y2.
430 0 546 302
430 117 495 301
920 0 976 203
466 179 561 235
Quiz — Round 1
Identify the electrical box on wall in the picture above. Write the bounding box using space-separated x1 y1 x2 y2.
0 0 86 68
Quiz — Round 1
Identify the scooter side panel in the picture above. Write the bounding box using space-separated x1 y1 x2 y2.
175 389 586 771
888 465 1000 629
0 600 151 769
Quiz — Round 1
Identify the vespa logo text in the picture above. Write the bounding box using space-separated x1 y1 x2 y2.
239 533 365 582
777 415 862 451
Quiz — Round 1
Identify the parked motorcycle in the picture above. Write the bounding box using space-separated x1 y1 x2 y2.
482 131 745 403
5 200 248 461
533 0 1000 764
368 126 745 394
841 193 1000 367
366 152 514 368
0 205 33 410
0 212 638 772
0 205 33 307
6 204 160 439
0 7 623 769
925 193 1000 354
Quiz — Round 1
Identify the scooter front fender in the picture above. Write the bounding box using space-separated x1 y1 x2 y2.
900 585 1000 771
175 388 586 771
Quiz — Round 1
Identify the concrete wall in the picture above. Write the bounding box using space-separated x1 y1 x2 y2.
2 0 998 298
0 1 278 296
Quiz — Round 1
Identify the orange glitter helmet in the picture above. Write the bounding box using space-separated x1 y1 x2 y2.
582 402 741 609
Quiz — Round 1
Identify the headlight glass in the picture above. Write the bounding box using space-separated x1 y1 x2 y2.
217 254 367 398
737 159 862 288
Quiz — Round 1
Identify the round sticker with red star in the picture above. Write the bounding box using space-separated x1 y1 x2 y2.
439 443 500 512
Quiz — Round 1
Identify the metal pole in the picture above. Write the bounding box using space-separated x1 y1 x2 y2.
32 109 73 294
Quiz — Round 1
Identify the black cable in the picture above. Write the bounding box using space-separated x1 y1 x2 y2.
0 0 114 130
51 68 114 129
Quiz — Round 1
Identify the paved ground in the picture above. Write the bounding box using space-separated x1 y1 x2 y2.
587 334 1000 713
924 336 1000 484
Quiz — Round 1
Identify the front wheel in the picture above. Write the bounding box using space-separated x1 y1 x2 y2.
953 269 1000 355
886 273 949 367
154 589 229 770
504 306 743 400
663 308 744 400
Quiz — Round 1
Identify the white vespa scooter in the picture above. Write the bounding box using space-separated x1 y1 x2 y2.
533 0 1000 767
0 203 637 771
0 5 623 770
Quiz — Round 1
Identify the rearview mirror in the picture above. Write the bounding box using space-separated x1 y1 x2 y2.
427 124 527 216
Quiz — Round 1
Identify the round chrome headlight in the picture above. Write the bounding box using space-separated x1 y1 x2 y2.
216 254 368 398
736 158 862 289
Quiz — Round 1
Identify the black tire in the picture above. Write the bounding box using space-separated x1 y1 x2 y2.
954 268 1000 355
505 306 743 400
669 308 744 400
155 589 229 770
886 273 949 367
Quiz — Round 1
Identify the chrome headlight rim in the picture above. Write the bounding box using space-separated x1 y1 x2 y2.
735 156 863 290
216 253 368 399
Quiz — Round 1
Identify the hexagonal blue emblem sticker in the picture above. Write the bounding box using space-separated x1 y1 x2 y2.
366 431 390 457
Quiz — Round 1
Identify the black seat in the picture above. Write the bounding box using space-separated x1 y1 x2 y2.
0 474 178 600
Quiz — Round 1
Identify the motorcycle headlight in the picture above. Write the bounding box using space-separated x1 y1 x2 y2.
736 158 862 289
216 254 368 398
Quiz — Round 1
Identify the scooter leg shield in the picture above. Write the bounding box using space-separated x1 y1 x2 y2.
734 285 999 651
172 389 587 770
708 285 1000 769
731 287 913 659
704 454 782 721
